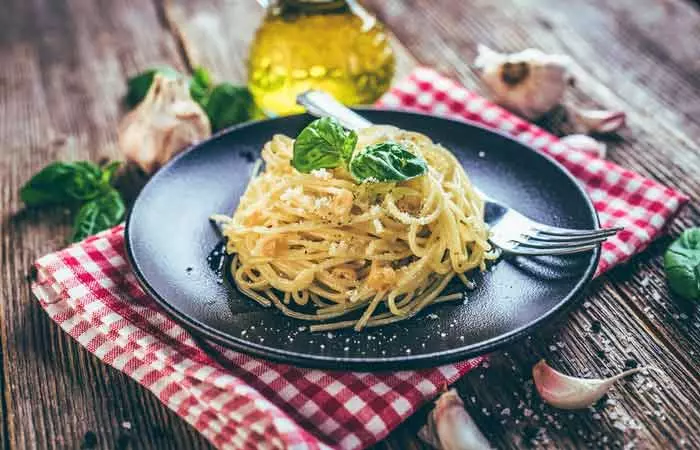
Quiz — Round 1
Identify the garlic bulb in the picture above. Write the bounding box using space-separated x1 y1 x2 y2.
118 74 211 174
474 44 573 120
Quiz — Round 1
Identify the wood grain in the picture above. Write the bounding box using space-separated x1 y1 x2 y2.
0 0 698 449
0 0 211 448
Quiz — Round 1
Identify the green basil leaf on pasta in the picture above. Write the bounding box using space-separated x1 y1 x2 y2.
664 227 700 301
349 141 427 183
292 117 358 173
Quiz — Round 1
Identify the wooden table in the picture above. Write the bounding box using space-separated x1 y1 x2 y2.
1 0 699 448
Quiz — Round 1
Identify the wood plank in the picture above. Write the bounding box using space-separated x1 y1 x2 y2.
360 0 700 448
0 0 212 448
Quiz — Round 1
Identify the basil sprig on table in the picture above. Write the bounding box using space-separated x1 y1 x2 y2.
20 161 125 242
291 117 428 183
664 227 700 301
125 66 255 132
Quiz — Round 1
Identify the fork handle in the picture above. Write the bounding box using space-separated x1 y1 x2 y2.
296 90 373 131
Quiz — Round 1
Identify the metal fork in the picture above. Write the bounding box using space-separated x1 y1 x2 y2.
297 90 622 256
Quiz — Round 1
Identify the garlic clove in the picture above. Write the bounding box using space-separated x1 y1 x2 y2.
532 359 659 410
418 421 442 450
418 389 492 450
474 44 573 120
118 74 211 174
560 134 607 159
572 108 626 134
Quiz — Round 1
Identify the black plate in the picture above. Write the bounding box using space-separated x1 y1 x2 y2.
126 109 599 371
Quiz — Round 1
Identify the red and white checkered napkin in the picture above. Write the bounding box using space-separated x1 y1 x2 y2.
33 230 480 450
31 68 687 450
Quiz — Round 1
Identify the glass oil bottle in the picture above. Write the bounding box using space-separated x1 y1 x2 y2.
248 0 395 115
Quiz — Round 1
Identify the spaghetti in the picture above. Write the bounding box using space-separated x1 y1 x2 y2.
214 125 492 331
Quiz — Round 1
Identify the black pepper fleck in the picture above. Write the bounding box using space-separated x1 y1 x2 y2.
116 432 132 450
241 151 255 163
594 393 609 410
26 266 38 282
523 425 538 441
81 431 98 449
624 358 638 369
152 426 171 440
185 266 193 273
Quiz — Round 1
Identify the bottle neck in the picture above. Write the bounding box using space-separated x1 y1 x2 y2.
275 0 350 14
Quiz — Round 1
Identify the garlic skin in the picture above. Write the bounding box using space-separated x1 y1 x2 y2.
474 44 573 120
418 389 492 450
571 108 626 134
560 134 607 159
532 360 658 410
118 74 211 174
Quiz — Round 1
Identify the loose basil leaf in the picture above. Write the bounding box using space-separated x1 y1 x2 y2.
20 162 103 207
189 66 214 104
292 117 358 173
664 227 700 301
100 161 122 185
200 82 255 131
71 188 125 242
125 66 181 107
348 142 427 183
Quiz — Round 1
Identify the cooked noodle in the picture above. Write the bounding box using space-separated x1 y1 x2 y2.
214 125 493 331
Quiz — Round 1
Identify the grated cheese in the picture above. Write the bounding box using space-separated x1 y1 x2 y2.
280 186 302 202
311 168 332 179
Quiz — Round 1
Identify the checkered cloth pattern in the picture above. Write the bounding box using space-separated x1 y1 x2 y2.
31 68 687 450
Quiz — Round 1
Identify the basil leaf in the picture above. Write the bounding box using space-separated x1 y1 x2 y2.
71 188 125 242
189 66 214 104
292 117 358 173
125 66 182 107
664 227 700 301
21 162 103 207
200 82 254 131
349 142 427 183
100 161 122 185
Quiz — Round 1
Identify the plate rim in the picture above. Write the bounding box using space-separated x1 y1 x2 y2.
125 107 601 370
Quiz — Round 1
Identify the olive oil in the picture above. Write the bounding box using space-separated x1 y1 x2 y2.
248 0 395 115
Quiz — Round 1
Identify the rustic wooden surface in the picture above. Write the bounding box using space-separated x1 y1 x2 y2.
0 0 698 448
